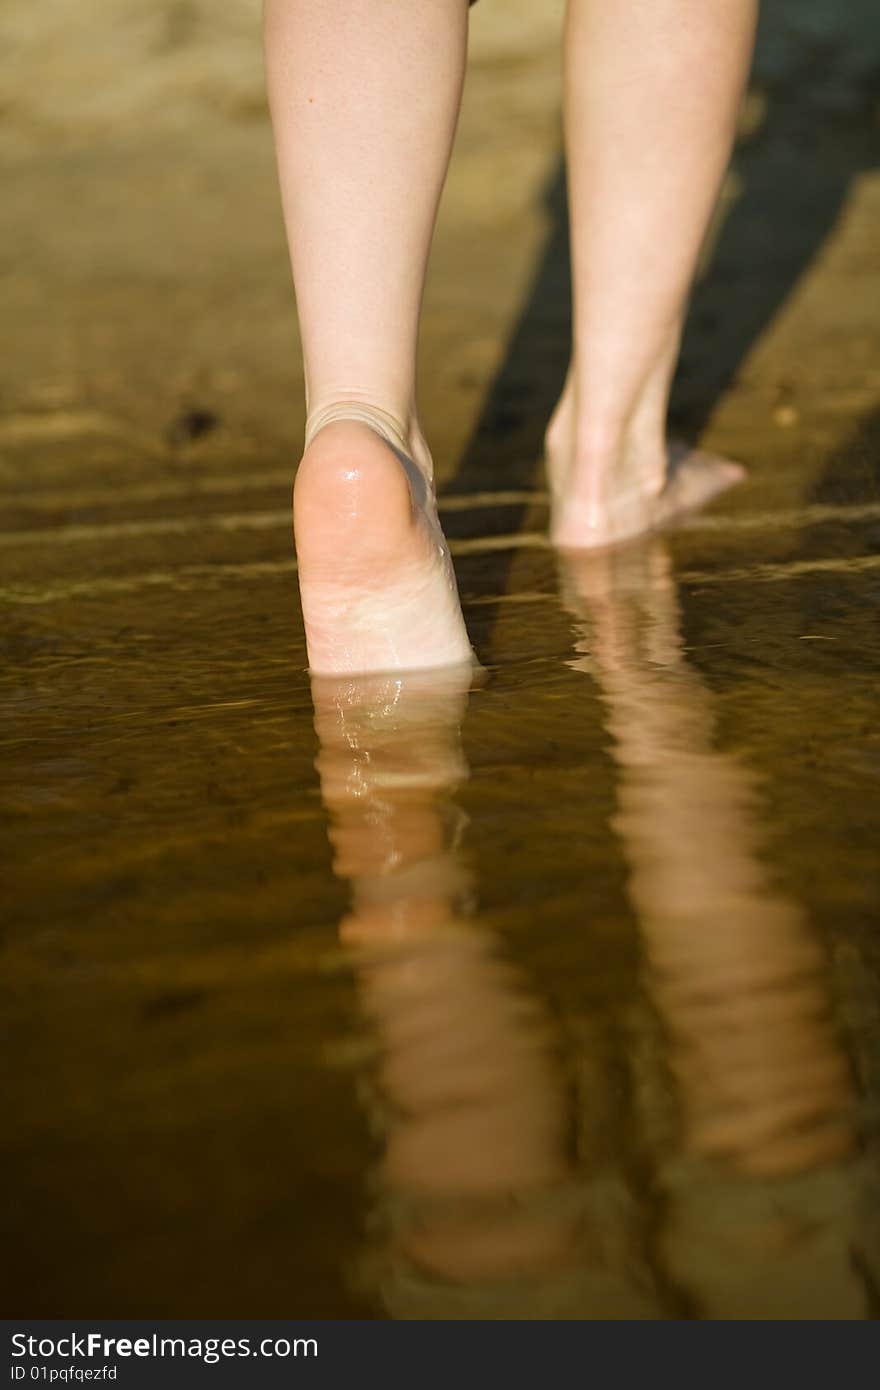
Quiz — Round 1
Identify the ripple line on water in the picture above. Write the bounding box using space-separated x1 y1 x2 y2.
4 496 880 550
2 541 879 607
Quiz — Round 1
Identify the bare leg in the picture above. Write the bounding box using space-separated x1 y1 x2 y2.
264 0 473 674
548 0 757 548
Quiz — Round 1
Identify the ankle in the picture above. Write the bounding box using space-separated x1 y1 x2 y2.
304 392 429 471
545 378 649 467
568 379 670 470
305 397 408 450
544 379 575 460
559 327 681 470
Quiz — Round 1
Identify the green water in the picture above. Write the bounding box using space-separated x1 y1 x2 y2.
2 484 878 1318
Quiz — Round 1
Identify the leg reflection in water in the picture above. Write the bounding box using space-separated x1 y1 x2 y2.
310 666 657 1318
559 540 868 1319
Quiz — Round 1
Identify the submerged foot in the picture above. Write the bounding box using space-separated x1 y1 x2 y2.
294 417 473 675
545 380 745 550
549 439 745 551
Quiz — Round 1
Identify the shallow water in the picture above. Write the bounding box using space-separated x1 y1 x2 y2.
2 487 879 1318
2 0 880 1323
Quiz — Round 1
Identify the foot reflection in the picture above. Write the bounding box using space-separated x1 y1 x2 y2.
559 540 866 1319
311 667 574 1311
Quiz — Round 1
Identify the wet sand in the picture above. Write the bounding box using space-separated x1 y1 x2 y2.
1 0 879 1317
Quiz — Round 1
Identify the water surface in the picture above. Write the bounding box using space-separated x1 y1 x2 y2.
2 0 879 1318
2 497 878 1318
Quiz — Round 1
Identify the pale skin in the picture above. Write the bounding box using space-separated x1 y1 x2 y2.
263 0 758 674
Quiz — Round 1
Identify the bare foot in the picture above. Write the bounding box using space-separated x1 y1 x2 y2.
293 418 473 675
546 391 745 550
